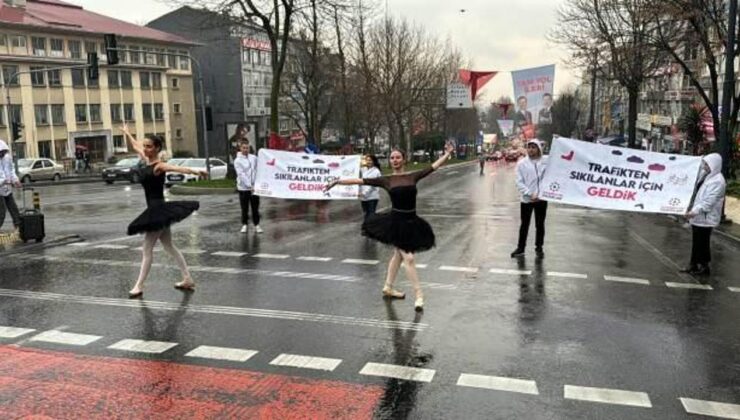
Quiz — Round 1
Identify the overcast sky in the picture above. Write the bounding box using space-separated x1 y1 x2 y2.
69 0 580 104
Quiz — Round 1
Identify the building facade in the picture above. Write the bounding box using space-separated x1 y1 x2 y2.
0 0 198 165
148 6 303 160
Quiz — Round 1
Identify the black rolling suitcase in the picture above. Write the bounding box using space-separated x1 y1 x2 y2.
18 187 45 243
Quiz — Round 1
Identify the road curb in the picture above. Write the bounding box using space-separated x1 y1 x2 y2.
0 234 84 257
30 177 103 187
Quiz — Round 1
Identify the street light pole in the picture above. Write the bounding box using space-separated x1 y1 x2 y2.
720 0 737 178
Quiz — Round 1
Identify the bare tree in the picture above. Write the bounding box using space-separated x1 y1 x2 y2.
552 0 668 148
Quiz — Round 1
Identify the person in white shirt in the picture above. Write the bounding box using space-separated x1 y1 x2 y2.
360 154 382 221
0 140 22 231
235 141 262 234
681 153 726 275
512 139 548 258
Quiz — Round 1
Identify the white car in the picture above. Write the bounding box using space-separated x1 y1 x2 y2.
17 158 65 183
165 158 227 186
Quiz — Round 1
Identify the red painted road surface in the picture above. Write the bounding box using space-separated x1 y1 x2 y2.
0 346 384 419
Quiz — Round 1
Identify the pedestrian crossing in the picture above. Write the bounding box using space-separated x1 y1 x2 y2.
2 323 738 419
22 243 740 294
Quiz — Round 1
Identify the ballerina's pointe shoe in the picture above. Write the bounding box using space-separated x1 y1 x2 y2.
382 286 406 299
174 280 196 291
414 295 424 312
128 288 143 299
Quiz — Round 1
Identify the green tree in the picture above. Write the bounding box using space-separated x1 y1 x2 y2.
677 104 706 156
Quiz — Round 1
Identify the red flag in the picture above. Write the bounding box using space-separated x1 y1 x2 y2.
458 69 497 100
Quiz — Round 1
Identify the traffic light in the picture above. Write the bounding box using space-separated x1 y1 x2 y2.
104 33 119 65
87 52 99 80
11 121 23 141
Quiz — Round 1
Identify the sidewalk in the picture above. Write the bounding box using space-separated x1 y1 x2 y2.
0 233 82 256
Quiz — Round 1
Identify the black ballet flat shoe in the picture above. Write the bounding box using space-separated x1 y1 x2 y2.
174 281 196 291
128 290 143 299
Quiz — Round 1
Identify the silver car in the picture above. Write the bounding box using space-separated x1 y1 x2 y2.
17 158 65 183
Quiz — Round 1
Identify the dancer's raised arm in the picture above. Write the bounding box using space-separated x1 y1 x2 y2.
120 124 145 161
324 177 364 192
431 143 455 170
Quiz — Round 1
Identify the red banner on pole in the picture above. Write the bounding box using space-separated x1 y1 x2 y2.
458 70 497 100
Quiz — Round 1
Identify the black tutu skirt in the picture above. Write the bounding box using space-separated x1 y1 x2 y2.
127 201 199 235
361 211 435 253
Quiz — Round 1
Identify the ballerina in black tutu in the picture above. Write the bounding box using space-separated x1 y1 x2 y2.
121 125 207 298
325 143 454 311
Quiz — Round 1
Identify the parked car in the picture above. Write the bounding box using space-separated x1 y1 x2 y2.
596 135 627 148
102 157 143 184
16 158 64 183
165 158 227 186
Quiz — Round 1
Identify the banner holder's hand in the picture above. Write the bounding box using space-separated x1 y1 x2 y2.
323 180 338 193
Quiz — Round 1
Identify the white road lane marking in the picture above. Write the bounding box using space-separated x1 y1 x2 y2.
665 282 713 290
402 263 428 269
728 287 740 293
297 256 333 262
10 254 359 283
93 244 129 250
604 275 651 286
0 288 428 331
564 385 652 408
342 259 379 265
211 251 248 257
270 354 342 371
360 362 435 382
447 171 460 175
29 330 102 346
680 397 740 419
457 373 539 395
548 272 588 279
252 253 291 259
185 345 258 362
0 326 35 338
67 242 91 247
108 339 178 354
489 268 532 275
440 265 478 273
180 249 208 255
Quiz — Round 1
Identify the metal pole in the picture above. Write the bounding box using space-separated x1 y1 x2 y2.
4 80 17 179
189 58 210 179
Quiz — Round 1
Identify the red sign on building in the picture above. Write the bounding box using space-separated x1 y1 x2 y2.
242 38 271 51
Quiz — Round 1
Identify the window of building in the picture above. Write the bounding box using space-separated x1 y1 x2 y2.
0 105 4 126
11 35 25 48
263 97 270 108
171 77 179 88
68 40 81 59
167 50 177 69
71 68 85 87
34 105 49 125
2 65 18 86
30 67 45 86
31 37 46 56
175 128 182 138
87 72 99 87
110 104 122 122
113 135 125 149
50 38 64 57
154 103 164 120
48 69 61 87
144 47 156 65
50 104 65 124
89 104 101 122
130 45 141 64
54 140 67 160
38 141 52 158
151 72 162 89
9 105 22 123
85 41 97 55
142 103 153 121
120 70 132 88
75 104 88 123
173 103 181 114
108 70 119 88
156 48 166 66
0 35 6 47
242 50 251 64
179 51 189 70
140 72 150 88
123 103 134 121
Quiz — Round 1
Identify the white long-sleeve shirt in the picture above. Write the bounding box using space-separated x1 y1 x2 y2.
0 140 18 197
690 153 726 227
234 152 258 191
360 166 381 201
515 140 548 203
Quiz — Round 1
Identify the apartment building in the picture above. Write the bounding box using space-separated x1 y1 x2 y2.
148 6 304 159
0 0 198 163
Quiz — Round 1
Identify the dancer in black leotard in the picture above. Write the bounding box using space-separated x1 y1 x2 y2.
121 125 206 298
325 143 454 311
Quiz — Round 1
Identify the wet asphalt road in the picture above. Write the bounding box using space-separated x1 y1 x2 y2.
1 162 739 419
